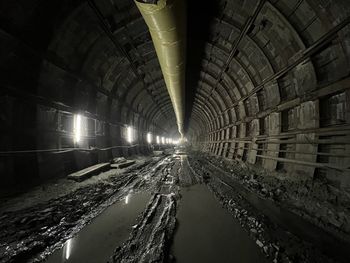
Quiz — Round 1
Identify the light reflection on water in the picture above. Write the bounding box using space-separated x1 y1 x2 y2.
125 190 133 204
45 191 150 263
64 239 72 260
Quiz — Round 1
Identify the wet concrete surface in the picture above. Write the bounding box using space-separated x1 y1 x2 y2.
45 191 150 263
172 183 266 263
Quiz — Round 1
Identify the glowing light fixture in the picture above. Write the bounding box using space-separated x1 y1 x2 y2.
73 114 82 143
156 135 160 144
127 126 133 143
147 132 152 144
161 137 165 144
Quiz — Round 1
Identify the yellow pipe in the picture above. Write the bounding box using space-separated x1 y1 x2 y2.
135 0 186 137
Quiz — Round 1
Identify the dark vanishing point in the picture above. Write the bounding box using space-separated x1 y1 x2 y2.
0 0 350 262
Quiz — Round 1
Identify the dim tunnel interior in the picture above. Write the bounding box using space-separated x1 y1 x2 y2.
1 0 350 262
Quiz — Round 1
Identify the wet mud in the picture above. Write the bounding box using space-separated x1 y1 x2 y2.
111 193 176 263
188 152 350 263
0 158 163 263
1 151 349 263
46 192 151 263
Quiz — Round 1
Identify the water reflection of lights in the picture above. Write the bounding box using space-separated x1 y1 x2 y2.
125 194 130 204
65 238 72 260
180 155 185 165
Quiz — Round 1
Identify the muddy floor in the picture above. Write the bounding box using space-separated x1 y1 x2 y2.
0 150 349 263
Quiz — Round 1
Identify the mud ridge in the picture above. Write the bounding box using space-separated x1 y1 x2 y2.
111 193 177 263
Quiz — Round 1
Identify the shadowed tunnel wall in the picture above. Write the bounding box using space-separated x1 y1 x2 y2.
0 0 179 188
187 0 350 190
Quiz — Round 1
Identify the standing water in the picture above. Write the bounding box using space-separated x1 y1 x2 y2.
171 184 266 263
45 191 150 263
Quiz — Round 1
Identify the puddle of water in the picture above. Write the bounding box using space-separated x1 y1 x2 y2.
172 184 266 263
44 191 150 263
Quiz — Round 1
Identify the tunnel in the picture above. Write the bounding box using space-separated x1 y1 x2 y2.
0 0 350 262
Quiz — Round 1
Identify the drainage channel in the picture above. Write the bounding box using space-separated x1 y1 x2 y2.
171 183 267 263
44 191 151 263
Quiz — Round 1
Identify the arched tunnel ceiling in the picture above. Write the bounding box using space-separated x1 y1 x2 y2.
44 0 178 135
0 0 349 142
78 0 349 140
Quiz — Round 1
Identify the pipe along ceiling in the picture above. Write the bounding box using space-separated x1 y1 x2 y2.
0 1 350 260
0 1 350 191
135 0 186 138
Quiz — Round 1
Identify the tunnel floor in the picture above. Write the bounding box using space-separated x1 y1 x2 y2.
0 152 349 263
171 183 266 263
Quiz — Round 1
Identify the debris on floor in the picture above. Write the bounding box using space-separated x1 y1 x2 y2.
1 152 349 263
192 152 350 241
67 162 111 182
111 194 176 263
188 152 350 263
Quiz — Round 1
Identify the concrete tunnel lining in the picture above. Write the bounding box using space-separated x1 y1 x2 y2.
0 0 350 262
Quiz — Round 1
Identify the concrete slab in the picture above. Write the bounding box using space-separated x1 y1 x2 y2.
111 160 136 169
67 163 110 182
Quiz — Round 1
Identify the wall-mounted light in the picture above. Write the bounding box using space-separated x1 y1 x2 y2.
127 126 133 143
161 137 165 144
147 132 152 144
156 135 160 144
73 114 82 144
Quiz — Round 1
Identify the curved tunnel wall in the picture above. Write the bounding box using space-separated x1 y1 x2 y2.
0 0 179 187
188 0 350 189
